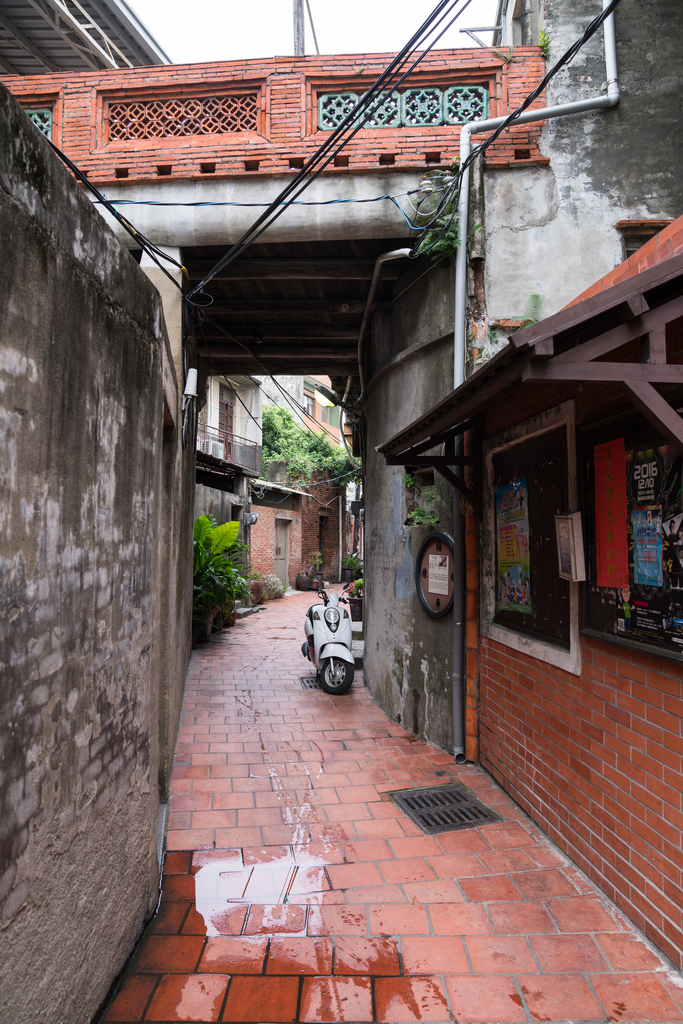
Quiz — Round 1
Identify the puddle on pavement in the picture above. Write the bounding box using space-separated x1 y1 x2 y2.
190 851 332 936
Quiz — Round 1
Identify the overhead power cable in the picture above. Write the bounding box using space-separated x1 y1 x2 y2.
187 0 477 301
45 138 188 294
412 0 624 258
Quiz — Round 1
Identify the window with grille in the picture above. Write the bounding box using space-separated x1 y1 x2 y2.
26 108 53 139
317 86 487 131
305 393 315 417
107 94 259 141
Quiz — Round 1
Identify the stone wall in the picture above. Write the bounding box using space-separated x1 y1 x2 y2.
0 86 193 1024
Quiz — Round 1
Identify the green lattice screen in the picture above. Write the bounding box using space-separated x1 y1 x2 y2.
317 86 487 130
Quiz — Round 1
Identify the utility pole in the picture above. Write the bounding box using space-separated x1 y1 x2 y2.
293 0 305 55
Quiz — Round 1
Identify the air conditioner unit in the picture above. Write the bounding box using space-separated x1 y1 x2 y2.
210 441 224 459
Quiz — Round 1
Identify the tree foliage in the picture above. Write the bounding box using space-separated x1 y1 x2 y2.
262 404 359 485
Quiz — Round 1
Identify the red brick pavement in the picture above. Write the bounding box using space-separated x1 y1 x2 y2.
104 589 683 1023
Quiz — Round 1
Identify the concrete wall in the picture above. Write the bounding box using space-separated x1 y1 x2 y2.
0 86 193 1024
363 258 457 751
483 0 683 329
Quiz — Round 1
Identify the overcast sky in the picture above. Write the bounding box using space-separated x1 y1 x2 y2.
130 0 500 64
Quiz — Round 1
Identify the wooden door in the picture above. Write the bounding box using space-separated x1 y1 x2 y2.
274 520 289 587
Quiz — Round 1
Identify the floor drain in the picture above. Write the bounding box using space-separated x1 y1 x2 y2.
389 783 502 835
300 676 320 689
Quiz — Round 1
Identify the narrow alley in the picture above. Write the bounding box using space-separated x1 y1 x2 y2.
103 591 683 1024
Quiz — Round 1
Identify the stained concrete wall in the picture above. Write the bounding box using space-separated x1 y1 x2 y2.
363 258 457 751
0 85 194 1023
484 0 683 323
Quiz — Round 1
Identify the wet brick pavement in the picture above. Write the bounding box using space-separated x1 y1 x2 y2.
104 589 683 1023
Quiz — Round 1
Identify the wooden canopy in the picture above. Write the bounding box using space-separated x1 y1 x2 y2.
376 251 683 516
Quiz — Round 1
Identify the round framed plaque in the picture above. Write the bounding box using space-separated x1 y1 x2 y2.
415 531 455 618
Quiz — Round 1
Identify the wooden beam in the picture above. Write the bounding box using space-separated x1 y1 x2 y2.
434 465 481 519
621 379 683 456
550 298 683 365
522 361 683 384
205 300 366 314
187 259 401 281
200 325 359 340
384 455 475 467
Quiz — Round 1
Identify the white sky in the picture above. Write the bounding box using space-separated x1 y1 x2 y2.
130 0 500 65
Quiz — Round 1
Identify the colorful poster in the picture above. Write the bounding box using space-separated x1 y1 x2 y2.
496 478 531 614
632 507 664 587
594 439 628 588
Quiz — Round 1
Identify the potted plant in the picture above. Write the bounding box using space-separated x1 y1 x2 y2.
347 578 363 622
307 550 323 586
249 567 264 605
192 515 250 644
342 553 362 582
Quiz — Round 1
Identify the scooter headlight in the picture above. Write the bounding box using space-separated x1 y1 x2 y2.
324 607 340 632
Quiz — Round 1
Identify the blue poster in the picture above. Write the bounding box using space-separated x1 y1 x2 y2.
632 506 663 587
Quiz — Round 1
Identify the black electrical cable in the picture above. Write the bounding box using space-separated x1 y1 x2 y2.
187 0 476 301
46 138 188 292
412 0 624 257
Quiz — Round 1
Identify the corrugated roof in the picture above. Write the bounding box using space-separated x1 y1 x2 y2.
0 0 169 75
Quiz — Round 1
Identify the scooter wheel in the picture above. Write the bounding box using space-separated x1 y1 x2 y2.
319 657 354 695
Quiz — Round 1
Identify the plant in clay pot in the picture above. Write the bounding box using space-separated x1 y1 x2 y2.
192 515 250 642
347 578 364 622
342 553 362 581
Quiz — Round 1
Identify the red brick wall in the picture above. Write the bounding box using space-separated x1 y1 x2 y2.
480 635 683 970
301 478 347 582
2 49 546 183
249 500 302 586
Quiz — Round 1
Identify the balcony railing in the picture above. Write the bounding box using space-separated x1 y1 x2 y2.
197 424 259 473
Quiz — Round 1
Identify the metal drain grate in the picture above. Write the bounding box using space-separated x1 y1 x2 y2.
389 783 502 834
300 676 321 689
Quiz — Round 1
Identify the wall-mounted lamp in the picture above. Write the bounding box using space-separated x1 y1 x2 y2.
184 368 198 398
182 367 198 447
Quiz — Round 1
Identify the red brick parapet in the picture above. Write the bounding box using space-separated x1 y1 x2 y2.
2 49 546 184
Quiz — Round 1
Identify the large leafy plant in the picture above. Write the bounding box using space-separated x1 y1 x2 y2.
192 515 250 637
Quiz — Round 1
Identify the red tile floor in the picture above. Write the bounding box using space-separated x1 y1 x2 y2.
105 589 683 1023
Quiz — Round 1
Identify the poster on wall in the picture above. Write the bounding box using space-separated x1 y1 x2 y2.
589 442 683 651
496 478 531 614
594 439 629 588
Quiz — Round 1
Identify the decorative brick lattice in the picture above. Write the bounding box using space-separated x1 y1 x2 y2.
317 92 358 130
27 108 52 138
444 86 488 124
361 91 400 128
402 88 443 126
318 86 488 131
107 94 258 141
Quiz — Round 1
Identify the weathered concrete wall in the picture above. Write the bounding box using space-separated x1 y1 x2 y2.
485 0 683 322
0 85 193 1023
363 258 456 751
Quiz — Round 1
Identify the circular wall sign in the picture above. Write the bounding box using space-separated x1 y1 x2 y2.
415 531 455 618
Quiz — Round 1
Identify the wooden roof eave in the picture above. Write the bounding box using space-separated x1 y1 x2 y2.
376 250 683 500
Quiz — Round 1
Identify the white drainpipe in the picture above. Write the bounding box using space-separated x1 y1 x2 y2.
454 0 620 385
450 0 620 763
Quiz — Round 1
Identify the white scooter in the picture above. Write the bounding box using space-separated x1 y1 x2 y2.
301 587 355 694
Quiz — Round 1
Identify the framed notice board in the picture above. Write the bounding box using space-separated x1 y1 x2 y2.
582 418 683 658
415 532 455 618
